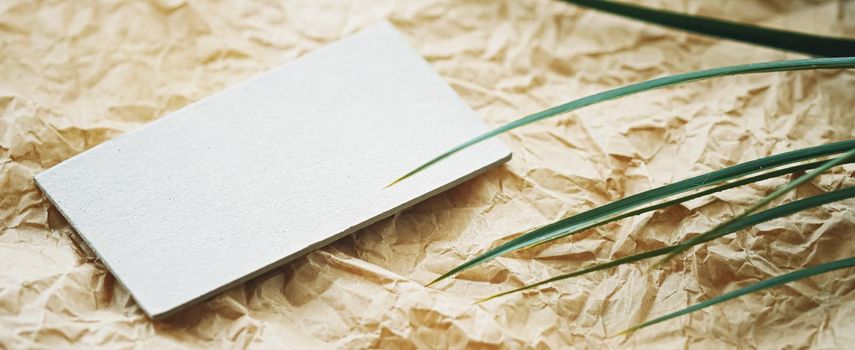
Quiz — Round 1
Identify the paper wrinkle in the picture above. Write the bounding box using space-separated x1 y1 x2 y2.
1 0 853 348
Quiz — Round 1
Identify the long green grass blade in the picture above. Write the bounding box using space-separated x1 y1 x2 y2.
618 256 855 336
388 57 855 187
656 147 855 267
426 139 855 286
525 157 854 250
560 0 855 57
479 186 855 303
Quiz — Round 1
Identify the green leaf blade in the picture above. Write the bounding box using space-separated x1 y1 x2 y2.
619 256 855 335
560 0 855 57
478 246 672 303
657 147 855 266
389 57 855 187
479 186 855 302
427 140 855 285
609 158 851 225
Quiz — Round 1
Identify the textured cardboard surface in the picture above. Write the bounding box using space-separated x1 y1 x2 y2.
2 1 853 349
33 22 511 319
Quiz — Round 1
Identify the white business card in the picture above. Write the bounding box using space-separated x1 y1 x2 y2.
35 21 510 319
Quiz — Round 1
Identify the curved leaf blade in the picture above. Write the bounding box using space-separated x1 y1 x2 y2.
426 139 855 286
478 186 855 302
389 57 855 187
560 0 855 57
656 147 855 267
605 158 850 218
618 256 855 336
524 157 855 250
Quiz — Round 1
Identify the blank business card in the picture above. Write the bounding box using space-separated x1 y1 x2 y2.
35 21 510 319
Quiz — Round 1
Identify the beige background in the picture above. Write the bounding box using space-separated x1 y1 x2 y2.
1 0 853 349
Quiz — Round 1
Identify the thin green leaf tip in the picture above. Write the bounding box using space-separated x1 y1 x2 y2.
387 57 855 188
617 256 855 336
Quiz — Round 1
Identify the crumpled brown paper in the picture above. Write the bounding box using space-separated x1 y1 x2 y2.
1 0 854 348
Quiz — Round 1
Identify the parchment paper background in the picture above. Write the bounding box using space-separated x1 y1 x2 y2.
1 0 854 349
